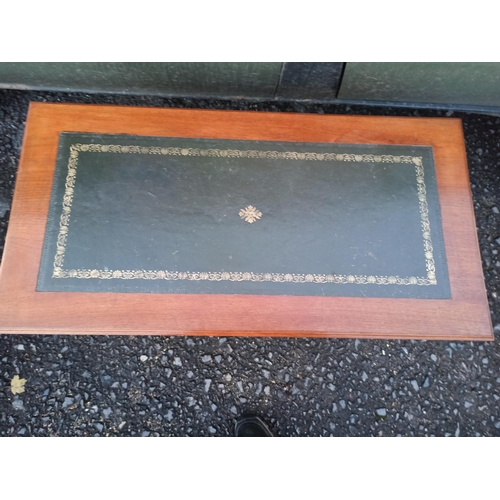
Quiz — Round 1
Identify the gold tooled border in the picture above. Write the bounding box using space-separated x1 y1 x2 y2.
52 143 437 286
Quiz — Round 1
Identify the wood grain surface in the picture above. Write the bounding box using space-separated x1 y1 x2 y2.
0 103 493 340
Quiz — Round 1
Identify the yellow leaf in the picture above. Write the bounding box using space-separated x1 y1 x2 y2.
11 375 27 395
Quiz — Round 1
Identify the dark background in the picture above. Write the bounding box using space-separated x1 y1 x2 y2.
1 89 499 436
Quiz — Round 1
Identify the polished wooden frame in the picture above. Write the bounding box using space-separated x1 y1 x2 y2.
0 103 493 340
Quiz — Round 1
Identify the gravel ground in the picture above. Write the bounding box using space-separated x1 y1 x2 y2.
0 89 499 437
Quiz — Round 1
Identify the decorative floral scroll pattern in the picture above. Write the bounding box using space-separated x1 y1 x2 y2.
52 143 437 286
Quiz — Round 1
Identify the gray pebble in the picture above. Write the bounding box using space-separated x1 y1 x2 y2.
204 379 212 392
376 408 387 417
201 355 212 363
62 397 74 408
12 399 25 411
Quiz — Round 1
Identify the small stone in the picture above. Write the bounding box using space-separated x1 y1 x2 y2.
139 355 148 362
361 371 368 382
236 381 243 392
332 403 338 413
482 358 489 365
187 371 194 378
339 400 346 410
464 401 473 409
204 379 212 392
262 370 270 379
430 354 437 362
102 407 112 418
264 386 270 396
14 344 25 351
62 397 74 408
142 431 150 437
423 377 430 388
214 355 222 363
201 355 212 363
208 426 216 434
493 206 499 214
231 406 238 415
376 408 387 417
411 380 419 392
224 374 232 382
12 399 25 411
165 410 173 421
173 357 182 366
118 421 127 430
94 423 104 432
496 237 500 246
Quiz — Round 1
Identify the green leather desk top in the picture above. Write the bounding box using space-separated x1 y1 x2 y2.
37 133 450 298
